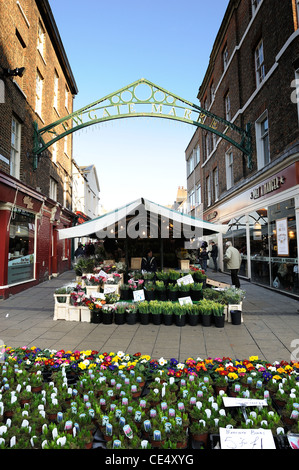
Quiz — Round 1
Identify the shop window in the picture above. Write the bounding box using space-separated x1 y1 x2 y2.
269 199 297 294
249 208 269 285
10 117 21 179
8 209 35 285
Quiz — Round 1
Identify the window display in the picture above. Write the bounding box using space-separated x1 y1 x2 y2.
8 209 35 285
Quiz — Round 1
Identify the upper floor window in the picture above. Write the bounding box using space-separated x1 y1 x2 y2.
225 150 234 190
205 134 211 158
54 70 59 111
223 45 229 71
49 178 57 201
35 70 43 116
11 117 21 179
225 92 231 121
37 21 45 58
213 167 219 201
252 0 262 15
206 175 211 206
255 111 270 170
187 153 194 176
52 141 57 164
196 183 201 206
65 86 69 111
193 145 200 167
210 82 215 103
255 39 265 87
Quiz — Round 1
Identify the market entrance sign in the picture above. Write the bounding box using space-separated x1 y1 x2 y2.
33 78 252 169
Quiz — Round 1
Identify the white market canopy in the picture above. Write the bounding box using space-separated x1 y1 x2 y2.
58 197 228 241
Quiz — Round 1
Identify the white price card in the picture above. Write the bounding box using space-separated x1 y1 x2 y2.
133 290 145 302
222 397 268 407
178 296 193 305
177 274 194 286
219 427 276 449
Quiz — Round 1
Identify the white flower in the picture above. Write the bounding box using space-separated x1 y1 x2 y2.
176 363 185 370
117 351 125 358
158 357 167 366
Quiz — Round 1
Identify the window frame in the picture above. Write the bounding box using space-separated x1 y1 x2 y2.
37 21 45 59
252 0 262 15
225 150 234 190
255 39 265 87
213 167 219 201
49 178 58 201
10 117 21 179
255 111 270 170
225 92 231 121
222 44 229 71
53 69 59 111
206 175 211 207
35 70 43 117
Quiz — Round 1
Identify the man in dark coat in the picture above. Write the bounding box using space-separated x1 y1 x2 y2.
209 240 218 272
141 249 157 273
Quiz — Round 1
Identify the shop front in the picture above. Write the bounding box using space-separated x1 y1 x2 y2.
0 171 74 299
205 161 299 296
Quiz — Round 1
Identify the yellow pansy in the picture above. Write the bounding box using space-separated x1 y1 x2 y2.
249 356 259 362
228 372 238 380
272 375 282 380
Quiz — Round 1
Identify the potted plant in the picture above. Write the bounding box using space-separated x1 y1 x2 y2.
143 272 155 282
156 271 169 283
144 281 156 301
178 283 191 298
114 302 126 325
189 419 209 448
102 305 114 324
138 301 150 325
198 299 213 326
90 301 103 323
167 283 179 301
190 282 203 301
155 281 167 301
120 284 132 301
149 300 163 325
125 303 138 325
168 270 181 282
54 287 71 303
185 303 200 326
162 301 174 325
173 303 186 327
213 303 225 328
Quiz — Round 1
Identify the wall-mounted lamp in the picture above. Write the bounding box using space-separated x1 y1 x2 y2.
3 67 26 78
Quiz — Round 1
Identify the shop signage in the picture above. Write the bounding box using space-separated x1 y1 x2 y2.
276 217 289 256
250 176 285 200
206 211 218 221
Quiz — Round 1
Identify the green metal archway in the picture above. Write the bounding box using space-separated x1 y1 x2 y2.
33 78 252 169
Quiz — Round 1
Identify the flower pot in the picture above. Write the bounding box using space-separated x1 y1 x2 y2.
31 385 43 393
214 314 225 328
91 310 103 323
174 314 186 327
163 314 173 325
188 314 199 326
191 431 209 448
81 306 91 322
120 289 131 300
191 290 203 301
167 290 178 301
115 313 126 325
102 312 113 325
230 310 242 325
68 306 80 322
145 290 156 301
126 312 138 325
201 314 212 327
140 313 150 325
157 291 167 301
151 313 162 325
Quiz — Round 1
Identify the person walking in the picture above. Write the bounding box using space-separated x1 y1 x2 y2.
209 240 218 272
223 241 242 288
199 247 209 272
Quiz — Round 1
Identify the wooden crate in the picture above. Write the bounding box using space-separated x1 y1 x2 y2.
179 259 190 270
131 257 142 270
206 278 230 289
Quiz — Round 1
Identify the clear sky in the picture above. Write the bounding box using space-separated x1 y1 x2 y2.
49 0 229 212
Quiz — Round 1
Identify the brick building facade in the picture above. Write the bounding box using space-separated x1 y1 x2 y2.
186 0 299 295
0 0 78 298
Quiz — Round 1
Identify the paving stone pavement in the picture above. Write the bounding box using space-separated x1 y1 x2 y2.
0 269 298 363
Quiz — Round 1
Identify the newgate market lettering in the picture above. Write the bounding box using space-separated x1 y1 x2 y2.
250 176 285 200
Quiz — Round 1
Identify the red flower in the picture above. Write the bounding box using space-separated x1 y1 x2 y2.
133 352 141 357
